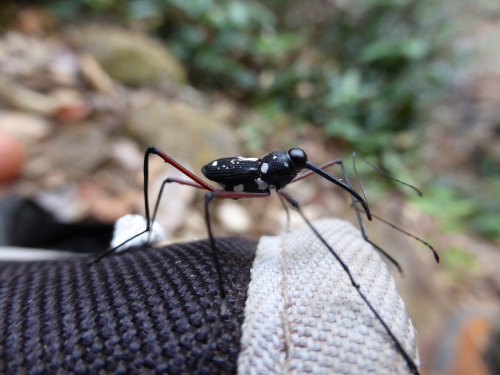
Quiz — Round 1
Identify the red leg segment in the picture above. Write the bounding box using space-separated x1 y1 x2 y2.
149 146 217 191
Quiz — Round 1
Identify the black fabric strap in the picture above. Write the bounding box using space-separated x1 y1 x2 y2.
0 237 257 374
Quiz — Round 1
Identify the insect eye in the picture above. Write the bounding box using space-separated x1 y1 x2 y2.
288 148 308 169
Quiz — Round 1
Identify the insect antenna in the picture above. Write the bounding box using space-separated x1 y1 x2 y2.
351 153 439 263
278 190 420 375
352 152 422 197
292 159 403 272
371 211 440 263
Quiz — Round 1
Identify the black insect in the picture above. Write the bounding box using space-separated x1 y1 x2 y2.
93 146 438 375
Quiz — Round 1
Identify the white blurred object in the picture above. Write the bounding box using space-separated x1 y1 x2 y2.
217 201 252 233
0 247 86 261
110 214 167 251
35 185 86 223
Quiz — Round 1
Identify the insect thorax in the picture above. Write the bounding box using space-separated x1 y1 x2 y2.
259 151 298 190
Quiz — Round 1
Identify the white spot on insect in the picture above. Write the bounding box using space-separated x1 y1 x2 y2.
256 178 268 190
261 163 269 174
233 184 244 192
284 162 289 167
212 161 218 167
237 157 259 161
273 155 277 159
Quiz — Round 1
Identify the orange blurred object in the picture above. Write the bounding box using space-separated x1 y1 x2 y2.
0 131 25 183
54 105 91 122
448 315 492 375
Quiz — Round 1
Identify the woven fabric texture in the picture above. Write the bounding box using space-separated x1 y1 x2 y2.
238 218 419 375
0 237 257 375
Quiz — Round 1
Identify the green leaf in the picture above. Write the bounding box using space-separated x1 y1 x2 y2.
325 118 364 142
361 38 430 64
442 246 476 273
256 32 302 60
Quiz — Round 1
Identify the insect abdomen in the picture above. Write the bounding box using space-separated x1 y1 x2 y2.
202 157 260 185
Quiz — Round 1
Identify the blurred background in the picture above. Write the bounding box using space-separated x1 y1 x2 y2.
0 0 498 374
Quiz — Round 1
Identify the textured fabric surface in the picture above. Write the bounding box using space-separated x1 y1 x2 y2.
0 237 257 375
238 218 419 375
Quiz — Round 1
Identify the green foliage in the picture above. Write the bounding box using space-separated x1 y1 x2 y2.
441 246 478 281
412 179 500 241
44 0 449 157
468 178 500 240
414 186 476 233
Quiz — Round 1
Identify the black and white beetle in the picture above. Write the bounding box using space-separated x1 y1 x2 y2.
93 145 438 375
201 147 370 213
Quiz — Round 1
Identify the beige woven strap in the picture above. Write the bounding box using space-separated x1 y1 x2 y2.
238 218 419 374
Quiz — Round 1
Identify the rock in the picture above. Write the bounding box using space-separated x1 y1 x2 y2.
0 75 55 115
0 32 58 77
24 124 109 184
125 97 240 168
0 76 89 119
110 138 144 171
69 25 186 86
78 53 115 94
0 111 51 144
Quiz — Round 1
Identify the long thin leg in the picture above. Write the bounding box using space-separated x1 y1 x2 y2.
149 175 268 304
196 189 270 373
150 177 207 227
202 190 271 308
143 172 270 372
145 146 217 226
337 160 405 273
291 158 403 272
148 146 217 192
278 190 420 375
90 225 150 263
277 193 292 233
90 147 217 263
